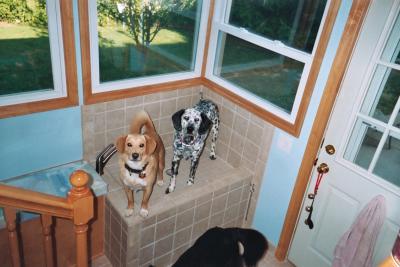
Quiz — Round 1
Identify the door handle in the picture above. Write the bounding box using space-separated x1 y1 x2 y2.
317 163 329 174
325 144 336 155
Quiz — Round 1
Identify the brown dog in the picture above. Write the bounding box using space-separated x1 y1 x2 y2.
115 111 165 217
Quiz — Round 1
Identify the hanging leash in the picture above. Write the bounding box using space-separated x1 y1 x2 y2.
305 163 329 229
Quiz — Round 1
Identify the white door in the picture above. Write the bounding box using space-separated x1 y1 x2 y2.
289 0 400 266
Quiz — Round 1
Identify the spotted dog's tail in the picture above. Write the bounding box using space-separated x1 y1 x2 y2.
130 110 156 135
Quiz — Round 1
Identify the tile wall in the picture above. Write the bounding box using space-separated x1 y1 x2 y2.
81 84 275 266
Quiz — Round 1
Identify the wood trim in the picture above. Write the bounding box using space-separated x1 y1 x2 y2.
85 78 203 105
0 183 73 219
202 0 342 137
291 0 342 135
60 0 79 105
78 0 204 105
275 0 372 261
0 0 78 119
78 0 92 105
203 78 296 134
201 0 216 77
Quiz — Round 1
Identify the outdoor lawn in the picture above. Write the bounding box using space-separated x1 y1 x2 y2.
98 23 196 82
0 22 53 96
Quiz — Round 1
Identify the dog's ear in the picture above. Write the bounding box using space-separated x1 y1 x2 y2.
172 109 185 131
199 113 212 135
144 134 157 155
115 135 127 153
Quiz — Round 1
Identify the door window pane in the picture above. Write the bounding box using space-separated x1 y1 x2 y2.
97 0 202 83
214 33 304 113
0 0 54 96
381 12 400 64
395 111 400 129
373 133 400 187
227 0 327 53
344 119 384 170
361 66 400 123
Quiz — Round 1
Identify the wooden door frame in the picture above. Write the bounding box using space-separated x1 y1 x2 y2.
275 0 373 261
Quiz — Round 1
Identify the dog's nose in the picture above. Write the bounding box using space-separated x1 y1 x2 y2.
187 126 194 133
132 153 139 160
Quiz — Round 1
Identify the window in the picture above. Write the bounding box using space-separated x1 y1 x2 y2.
206 0 329 124
344 11 400 187
0 0 77 118
86 0 209 94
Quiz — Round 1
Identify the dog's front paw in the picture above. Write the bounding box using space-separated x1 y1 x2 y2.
165 186 174 194
186 179 194 186
125 208 134 217
209 154 217 160
139 208 149 217
157 180 164 186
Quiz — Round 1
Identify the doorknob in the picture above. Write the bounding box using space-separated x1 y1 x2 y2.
317 163 329 174
325 144 335 155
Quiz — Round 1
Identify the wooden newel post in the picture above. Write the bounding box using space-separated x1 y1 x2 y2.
68 170 94 267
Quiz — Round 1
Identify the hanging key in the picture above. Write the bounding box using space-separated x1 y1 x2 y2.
304 198 315 229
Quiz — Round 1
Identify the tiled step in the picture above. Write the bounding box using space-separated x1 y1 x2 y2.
102 149 253 267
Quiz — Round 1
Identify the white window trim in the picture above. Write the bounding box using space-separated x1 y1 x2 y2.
88 0 210 93
0 0 67 106
205 0 331 124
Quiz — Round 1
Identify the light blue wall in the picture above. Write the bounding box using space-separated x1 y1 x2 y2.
0 107 83 180
0 0 83 180
252 0 353 246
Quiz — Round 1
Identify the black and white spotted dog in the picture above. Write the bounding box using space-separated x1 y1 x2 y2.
165 98 219 194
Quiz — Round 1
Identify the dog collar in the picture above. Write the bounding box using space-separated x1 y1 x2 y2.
125 162 148 178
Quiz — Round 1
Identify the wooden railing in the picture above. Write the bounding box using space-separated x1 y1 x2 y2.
0 170 94 267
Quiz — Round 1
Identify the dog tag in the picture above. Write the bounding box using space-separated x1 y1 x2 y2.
139 172 146 178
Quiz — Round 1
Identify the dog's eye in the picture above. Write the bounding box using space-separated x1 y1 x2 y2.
139 143 144 148
127 143 132 147
194 118 199 122
183 116 189 121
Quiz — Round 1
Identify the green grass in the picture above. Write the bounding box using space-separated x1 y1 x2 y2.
98 24 195 82
0 22 53 95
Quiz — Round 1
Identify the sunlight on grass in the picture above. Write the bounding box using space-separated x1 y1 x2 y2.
98 25 187 47
0 22 48 40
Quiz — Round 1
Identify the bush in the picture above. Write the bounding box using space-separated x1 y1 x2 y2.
0 0 33 23
0 0 47 27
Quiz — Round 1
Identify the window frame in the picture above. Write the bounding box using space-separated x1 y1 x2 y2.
0 0 78 119
81 0 210 102
80 0 341 136
205 0 337 135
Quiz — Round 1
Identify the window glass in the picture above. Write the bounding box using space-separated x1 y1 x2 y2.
373 132 400 187
0 0 53 96
214 33 304 113
227 0 327 53
381 12 400 64
344 119 384 170
361 66 400 123
97 0 202 83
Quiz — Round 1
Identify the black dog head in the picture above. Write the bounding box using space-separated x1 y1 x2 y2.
173 227 268 267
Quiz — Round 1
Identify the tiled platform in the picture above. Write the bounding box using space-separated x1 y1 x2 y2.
102 148 253 267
